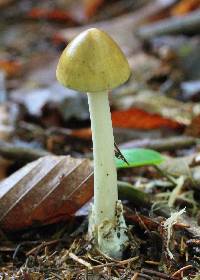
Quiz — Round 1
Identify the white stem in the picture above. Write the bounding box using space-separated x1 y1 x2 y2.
87 91 118 226
87 91 128 259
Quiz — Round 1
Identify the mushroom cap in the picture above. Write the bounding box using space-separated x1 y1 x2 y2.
56 28 131 93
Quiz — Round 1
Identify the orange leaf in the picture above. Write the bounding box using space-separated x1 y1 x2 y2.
112 108 182 130
171 0 200 16
27 8 75 22
0 60 22 78
84 0 104 18
71 128 92 140
0 156 93 231
51 34 67 47
185 114 200 137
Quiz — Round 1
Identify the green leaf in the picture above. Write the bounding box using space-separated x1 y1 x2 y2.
115 148 164 169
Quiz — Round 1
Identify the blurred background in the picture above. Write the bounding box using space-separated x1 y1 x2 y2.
0 0 200 174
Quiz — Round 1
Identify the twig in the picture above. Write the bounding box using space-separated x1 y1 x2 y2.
154 165 176 186
50 272 63 280
92 262 117 270
93 0 149 21
120 136 198 152
142 268 176 279
86 262 122 270
80 256 139 272
117 256 139 265
95 247 117 262
137 273 152 280
69 252 92 270
144 260 160 265
0 140 50 162
154 165 177 186
131 272 139 280
13 241 41 259
174 222 190 230
172 264 193 278
26 240 59 256
168 176 185 208
135 211 151 234
137 10 200 39
178 215 200 238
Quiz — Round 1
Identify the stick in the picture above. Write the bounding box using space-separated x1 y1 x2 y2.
142 268 176 280
137 10 200 39
172 265 193 278
69 252 92 269
120 136 198 151
0 140 50 162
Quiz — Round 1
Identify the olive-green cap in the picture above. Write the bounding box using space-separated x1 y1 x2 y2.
56 28 131 93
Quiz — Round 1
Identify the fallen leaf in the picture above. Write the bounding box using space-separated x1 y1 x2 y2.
185 114 200 137
142 36 200 80
160 152 200 187
115 148 164 169
84 0 104 18
181 81 200 101
113 90 200 126
11 83 89 121
71 128 92 140
0 0 14 8
119 136 197 151
68 107 183 141
27 8 75 23
0 60 22 78
159 154 196 178
171 0 200 16
0 140 50 162
128 53 164 81
0 155 93 231
112 108 181 130
51 34 68 48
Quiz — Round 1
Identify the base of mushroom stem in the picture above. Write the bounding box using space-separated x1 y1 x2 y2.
88 200 129 259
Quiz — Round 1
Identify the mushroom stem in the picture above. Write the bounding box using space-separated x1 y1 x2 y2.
87 91 128 259
87 91 117 224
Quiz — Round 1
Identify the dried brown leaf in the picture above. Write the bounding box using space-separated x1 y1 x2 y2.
84 0 104 18
113 90 200 126
159 154 195 177
171 0 200 16
0 155 93 231
112 108 181 130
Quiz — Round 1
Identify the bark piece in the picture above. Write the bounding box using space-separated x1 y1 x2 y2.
120 136 198 151
137 9 200 39
0 140 50 162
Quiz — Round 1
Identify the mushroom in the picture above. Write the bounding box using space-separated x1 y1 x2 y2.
56 28 131 258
